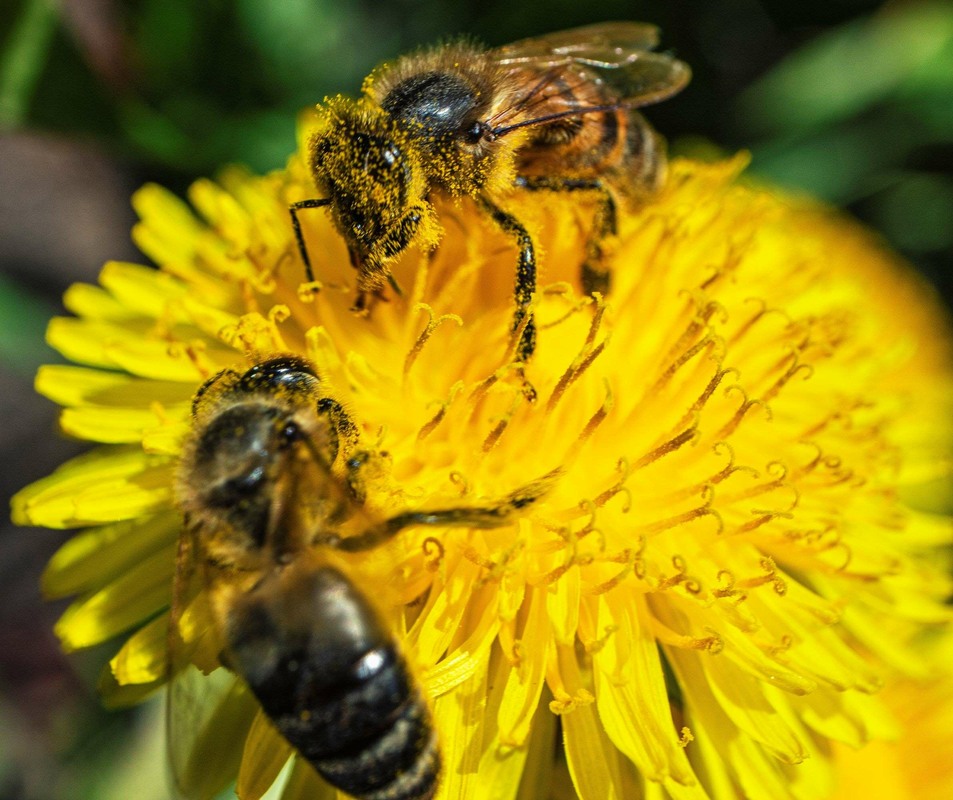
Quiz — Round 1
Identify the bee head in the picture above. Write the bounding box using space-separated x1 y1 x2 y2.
178 358 339 556
185 402 300 550
308 98 430 254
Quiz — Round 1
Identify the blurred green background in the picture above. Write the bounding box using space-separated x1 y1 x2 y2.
1 1 951 798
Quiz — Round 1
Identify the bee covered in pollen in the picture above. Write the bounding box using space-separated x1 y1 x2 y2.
170 356 553 800
290 21 690 362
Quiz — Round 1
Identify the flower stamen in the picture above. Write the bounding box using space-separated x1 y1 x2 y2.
762 358 815 404
482 389 525 452
593 458 633 510
546 296 608 413
244 245 286 292
416 381 464 441
649 335 719 397
735 557 788 595
403 304 463 378
717 386 770 437
179 341 213 378
633 427 699 470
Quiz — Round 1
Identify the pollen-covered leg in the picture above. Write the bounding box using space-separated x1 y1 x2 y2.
476 196 537 362
515 175 618 296
320 468 557 553
315 397 359 466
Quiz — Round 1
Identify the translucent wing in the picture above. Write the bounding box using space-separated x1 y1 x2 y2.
166 665 257 800
488 21 690 135
166 529 252 800
494 21 662 67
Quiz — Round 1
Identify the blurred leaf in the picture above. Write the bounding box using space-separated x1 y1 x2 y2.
0 0 60 128
738 1 953 135
235 0 360 89
737 0 953 214
871 171 953 253
0 275 56 376
119 100 195 166
744 112 927 202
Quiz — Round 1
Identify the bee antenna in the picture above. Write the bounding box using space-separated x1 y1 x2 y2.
491 104 619 138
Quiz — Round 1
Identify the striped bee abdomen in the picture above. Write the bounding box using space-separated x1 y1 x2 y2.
227 564 439 800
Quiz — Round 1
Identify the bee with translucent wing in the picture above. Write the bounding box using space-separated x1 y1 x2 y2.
291 22 690 362
169 356 553 800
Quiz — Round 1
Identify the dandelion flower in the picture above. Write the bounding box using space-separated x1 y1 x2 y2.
12 138 953 799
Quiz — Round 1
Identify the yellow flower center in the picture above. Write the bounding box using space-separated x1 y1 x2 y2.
13 148 953 799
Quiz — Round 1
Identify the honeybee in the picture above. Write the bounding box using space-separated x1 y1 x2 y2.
170 356 551 799
291 22 690 361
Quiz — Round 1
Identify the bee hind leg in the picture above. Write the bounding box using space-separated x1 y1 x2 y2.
515 176 618 297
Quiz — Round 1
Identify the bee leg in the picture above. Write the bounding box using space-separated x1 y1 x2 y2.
316 398 359 467
515 176 617 296
476 196 537 363
581 185 617 297
289 198 330 284
326 469 558 553
351 284 390 317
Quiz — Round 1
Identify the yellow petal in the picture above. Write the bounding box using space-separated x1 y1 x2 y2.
669 644 796 799
592 592 696 784
59 405 176 443
62 281 137 321
168 669 258 800
433 648 492 800
97 336 213 382
42 510 179 598
682 706 737 800
497 587 550 747
109 612 168 685
902 510 953 547
142 421 191 455
46 317 134 369
99 261 188 319
179 294 243 340
277 757 335 800
514 688 557 800
132 183 206 265
424 591 500 699
556 645 634 800
703 650 807 764
472 647 540 800
97 660 164 709
237 710 294 800
409 556 482 668
545 563 580 645
12 446 173 528
37 364 195 408
55 545 174 650
189 178 255 249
